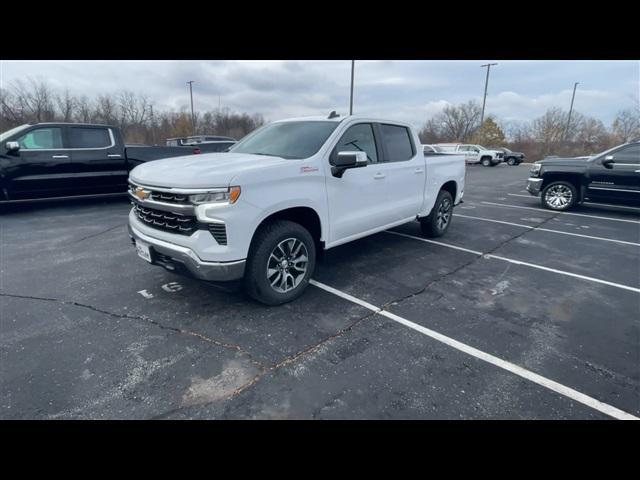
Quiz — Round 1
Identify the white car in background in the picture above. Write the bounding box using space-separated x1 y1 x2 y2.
433 143 504 166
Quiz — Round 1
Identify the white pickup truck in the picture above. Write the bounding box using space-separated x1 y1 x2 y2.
434 143 504 166
128 113 465 305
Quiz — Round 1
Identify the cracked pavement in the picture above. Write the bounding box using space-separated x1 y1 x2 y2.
1 166 639 419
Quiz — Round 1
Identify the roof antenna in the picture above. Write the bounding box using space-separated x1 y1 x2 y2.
328 110 340 119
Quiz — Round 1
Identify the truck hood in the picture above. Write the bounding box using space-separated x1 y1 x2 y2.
538 157 591 167
129 152 291 188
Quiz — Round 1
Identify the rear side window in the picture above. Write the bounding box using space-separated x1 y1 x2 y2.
69 127 112 148
334 123 378 163
16 127 63 150
380 124 414 161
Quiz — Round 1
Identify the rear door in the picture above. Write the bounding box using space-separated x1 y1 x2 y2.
68 126 127 193
587 144 640 202
377 123 425 222
4 126 74 199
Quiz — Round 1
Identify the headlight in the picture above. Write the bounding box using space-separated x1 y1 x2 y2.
189 186 241 205
530 163 542 177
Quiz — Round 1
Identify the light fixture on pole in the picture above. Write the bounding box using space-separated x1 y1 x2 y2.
187 80 195 135
480 63 498 126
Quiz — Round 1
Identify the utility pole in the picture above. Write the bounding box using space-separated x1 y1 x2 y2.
187 80 195 135
349 60 355 115
480 63 498 126
564 82 579 141
149 104 155 145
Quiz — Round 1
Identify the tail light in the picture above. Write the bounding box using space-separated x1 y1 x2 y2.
194 148 201 155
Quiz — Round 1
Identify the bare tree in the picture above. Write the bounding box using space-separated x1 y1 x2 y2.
612 108 640 143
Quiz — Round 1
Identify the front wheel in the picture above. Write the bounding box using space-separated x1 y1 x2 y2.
541 181 577 211
507 158 516 166
421 190 454 238
481 157 492 167
244 220 316 305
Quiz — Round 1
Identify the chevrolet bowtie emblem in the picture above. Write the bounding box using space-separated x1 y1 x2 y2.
135 187 151 200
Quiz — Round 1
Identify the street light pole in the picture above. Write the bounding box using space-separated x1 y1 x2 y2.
349 60 355 115
480 63 498 126
564 82 579 141
187 80 195 135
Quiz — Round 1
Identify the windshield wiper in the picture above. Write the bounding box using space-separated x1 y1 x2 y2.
251 152 281 157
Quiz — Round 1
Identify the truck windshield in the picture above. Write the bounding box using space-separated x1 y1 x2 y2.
230 121 339 160
0 124 31 143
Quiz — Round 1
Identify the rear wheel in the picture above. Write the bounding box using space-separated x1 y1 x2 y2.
541 181 577 211
421 190 453 238
481 157 492 167
244 220 316 305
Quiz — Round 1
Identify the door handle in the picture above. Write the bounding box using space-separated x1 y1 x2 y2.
108 154 122 158
414 168 424 174
635 170 640 173
52 155 69 159
373 173 386 179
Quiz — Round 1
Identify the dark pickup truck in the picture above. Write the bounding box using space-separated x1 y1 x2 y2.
0 123 201 202
526 140 640 210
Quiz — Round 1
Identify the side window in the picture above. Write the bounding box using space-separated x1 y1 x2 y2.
380 124 414 162
458 146 469 152
335 123 378 163
16 128 64 150
69 127 112 148
614 145 640 164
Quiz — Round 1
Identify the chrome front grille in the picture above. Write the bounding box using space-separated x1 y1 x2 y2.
133 203 197 236
149 191 190 204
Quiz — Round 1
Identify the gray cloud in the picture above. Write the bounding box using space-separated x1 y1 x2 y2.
1 60 638 128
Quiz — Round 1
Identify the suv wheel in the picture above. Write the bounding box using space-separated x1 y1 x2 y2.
507 158 516 166
244 220 316 305
481 157 492 167
541 181 577 211
421 190 453 238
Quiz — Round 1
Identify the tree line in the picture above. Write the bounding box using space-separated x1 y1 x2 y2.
2 77 638 161
419 99 639 161
0 78 265 144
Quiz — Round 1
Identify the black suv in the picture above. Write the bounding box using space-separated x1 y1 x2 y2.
526 141 640 210
499 147 525 166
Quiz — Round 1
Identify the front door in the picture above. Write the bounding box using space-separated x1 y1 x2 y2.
4 126 74 199
587 144 640 203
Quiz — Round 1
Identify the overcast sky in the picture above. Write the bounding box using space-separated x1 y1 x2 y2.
2 60 638 128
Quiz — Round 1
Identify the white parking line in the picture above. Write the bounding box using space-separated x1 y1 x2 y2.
309 279 638 420
453 213 640 247
385 231 640 294
477 201 640 224
507 193 640 212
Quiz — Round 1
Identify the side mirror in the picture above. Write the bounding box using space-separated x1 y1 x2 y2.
602 155 615 168
6 141 20 153
331 151 368 178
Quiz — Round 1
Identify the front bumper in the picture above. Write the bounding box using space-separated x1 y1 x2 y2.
526 177 543 195
128 223 246 282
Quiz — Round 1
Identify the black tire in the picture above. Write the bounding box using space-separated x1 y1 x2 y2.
507 158 516 166
244 220 316 306
421 190 454 238
481 157 492 167
541 181 577 211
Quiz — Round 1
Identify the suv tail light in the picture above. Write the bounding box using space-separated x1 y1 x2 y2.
193 148 201 154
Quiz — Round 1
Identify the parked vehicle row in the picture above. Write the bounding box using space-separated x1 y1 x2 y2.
423 144 526 166
527 140 640 210
0 123 201 202
128 113 466 305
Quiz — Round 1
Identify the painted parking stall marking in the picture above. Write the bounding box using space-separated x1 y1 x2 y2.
453 213 640 247
385 231 640 294
476 201 640 224
309 280 638 421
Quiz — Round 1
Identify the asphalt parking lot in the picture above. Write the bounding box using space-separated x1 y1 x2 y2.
1 163 639 419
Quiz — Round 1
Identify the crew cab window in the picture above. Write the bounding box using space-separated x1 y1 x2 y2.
458 146 470 152
69 127 112 148
16 127 63 150
335 123 378 163
380 124 414 162
614 144 640 164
